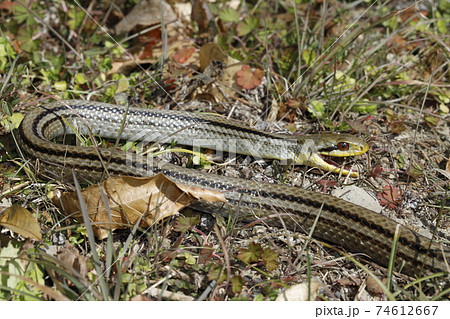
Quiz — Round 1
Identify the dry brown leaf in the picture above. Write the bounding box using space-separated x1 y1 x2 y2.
138 28 163 60
0 1 16 12
236 65 264 90
336 276 362 286
165 39 199 67
191 0 212 33
56 242 89 280
199 43 228 72
109 58 155 75
55 173 225 239
198 43 241 102
0 204 42 241
173 46 196 64
366 276 387 297
377 186 403 210
114 0 178 35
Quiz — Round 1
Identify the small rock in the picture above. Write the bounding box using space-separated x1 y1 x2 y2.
332 185 382 213
276 278 324 301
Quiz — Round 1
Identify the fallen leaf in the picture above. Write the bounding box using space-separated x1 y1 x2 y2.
197 43 242 102
109 59 153 75
366 275 387 297
198 243 214 264
286 97 306 110
236 65 264 90
55 173 225 239
191 0 212 33
55 242 88 280
316 179 338 191
199 42 228 72
377 186 403 210
389 121 407 134
385 109 407 134
0 112 24 130
398 6 427 22
114 0 178 34
337 276 362 286
0 1 16 12
173 46 195 64
138 28 162 60
0 205 42 241
116 78 129 93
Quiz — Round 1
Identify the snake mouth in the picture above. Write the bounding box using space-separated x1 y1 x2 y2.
322 153 344 164
317 154 360 177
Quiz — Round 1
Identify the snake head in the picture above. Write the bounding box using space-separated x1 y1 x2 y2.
316 133 369 157
294 133 369 177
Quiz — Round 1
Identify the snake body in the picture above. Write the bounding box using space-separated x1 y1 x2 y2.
18 100 449 276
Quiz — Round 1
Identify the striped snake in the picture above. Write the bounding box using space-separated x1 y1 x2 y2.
18 100 449 277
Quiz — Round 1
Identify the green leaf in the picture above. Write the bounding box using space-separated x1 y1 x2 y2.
254 293 265 301
424 114 440 127
0 112 24 130
68 9 85 30
308 100 325 118
99 56 112 72
218 7 239 23
261 248 279 272
75 73 87 85
435 11 448 34
301 49 316 67
183 252 196 265
236 16 259 36
21 260 45 300
54 81 67 91
116 78 129 93
174 214 200 233
0 44 15 71
0 241 20 267
237 242 263 263
0 37 17 58
207 263 227 283
438 0 450 13
351 100 378 114
17 27 41 53
231 276 244 293
12 4 31 24
0 241 23 299
439 103 449 115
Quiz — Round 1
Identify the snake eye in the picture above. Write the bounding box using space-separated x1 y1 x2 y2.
337 142 349 151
